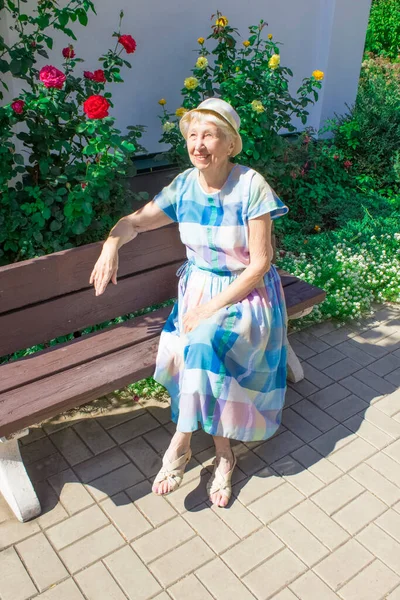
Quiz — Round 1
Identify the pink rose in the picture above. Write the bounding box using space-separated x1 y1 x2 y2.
62 46 75 59
39 65 66 89
84 71 94 80
11 100 25 114
118 34 137 54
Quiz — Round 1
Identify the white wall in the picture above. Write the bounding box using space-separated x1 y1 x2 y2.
1 0 372 153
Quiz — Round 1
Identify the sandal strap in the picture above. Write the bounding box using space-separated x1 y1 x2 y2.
207 457 237 498
153 449 192 488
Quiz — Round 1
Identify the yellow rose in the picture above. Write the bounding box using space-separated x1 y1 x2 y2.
175 107 188 118
215 16 228 27
312 70 324 81
196 56 208 69
197 37 205 45
268 34 273 40
251 100 265 113
268 54 280 69
243 40 251 48
158 98 166 106
184 76 199 90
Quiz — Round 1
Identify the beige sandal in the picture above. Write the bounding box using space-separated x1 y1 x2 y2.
207 456 237 507
152 448 192 495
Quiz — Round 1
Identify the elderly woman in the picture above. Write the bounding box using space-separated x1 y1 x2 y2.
90 98 288 508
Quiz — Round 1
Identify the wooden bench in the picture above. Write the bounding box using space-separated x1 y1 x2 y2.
0 223 325 522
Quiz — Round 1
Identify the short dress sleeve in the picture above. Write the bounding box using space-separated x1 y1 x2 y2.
153 173 182 222
247 171 289 221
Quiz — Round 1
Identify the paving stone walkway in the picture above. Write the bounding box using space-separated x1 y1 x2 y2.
1 303 400 600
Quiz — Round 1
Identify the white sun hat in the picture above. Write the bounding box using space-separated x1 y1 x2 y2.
179 98 243 157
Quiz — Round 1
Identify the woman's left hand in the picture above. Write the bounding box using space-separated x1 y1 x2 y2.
183 304 217 334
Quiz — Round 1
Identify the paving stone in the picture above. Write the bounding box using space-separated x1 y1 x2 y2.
164 472 210 514
291 444 344 484
363 406 400 439
348 335 390 359
231 443 267 475
73 419 116 455
308 382 351 409
354 368 396 395
139 397 171 425
340 375 382 402
122 436 162 477
283 386 303 407
314 539 374 591
126 480 177 526
107 412 160 445
388 586 400 599
308 347 346 370
104 545 162 599
311 474 365 515
384 439 400 465
26 451 68 483
168 574 214 600
59 524 125 573
20 427 46 446
327 437 377 472
98 402 146 429
269 512 329 566
336 341 376 367
73 447 130 483
368 452 400 488
271 456 324 496
232 465 284 506
309 424 356 457
293 330 331 352
350 463 400 506
75 561 126 600
333 491 387 535
196 557 255 600
101 491 152 542
143 426 173 454
48 468 94 515
343 413 393 449
0 517 40 551
46 504 109 550
209 493 261 538
376 509 400 543
368 354 400 377
0 547 37 600
290 499 349 550
20 436 57 466
386 367 400 386
249 481 305 524
290 570 339 600
244 548 307 599
132 515 194 562
320 326 357 347
306 320 338 338
222 527 283 577
374 389 400 416
282 408 322 442
33 480 69 529
287 338 316 359
50 426 92 465
0 494 12 524
150 536 214 587
323 358 362 381
325 394 368 422
254 430 304 464
292 399 338 432
183 503 239 553
16 532 68 592
86 462 145 501
338 559 400 600
271 590 298 600
288 378 318 398
190 429 216 455
357 523 400 575
36 578 85 600
302 362 334 388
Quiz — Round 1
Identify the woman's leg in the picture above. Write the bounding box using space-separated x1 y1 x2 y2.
152 430 192 495
210 436 235 508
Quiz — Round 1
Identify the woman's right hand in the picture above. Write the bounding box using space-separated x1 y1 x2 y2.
89 242 119 296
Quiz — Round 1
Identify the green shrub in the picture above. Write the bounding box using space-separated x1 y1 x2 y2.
365 0 400 59
157 11 324 171
0 2 145 264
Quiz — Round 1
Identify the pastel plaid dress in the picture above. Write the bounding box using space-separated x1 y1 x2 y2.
153 164 289 442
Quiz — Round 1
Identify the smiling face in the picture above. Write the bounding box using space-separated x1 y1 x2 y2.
186 119 234 173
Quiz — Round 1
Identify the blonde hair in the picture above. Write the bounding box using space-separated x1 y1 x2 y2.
180 110 237 146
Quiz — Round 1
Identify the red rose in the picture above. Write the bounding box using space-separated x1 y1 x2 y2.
11 100 25 114
92 69 106 83
83 95 110 119
333 154 339 160
84 71 94 80
62 46 75 59
39 65 66 89
81 182 87 189
118 34 137 54
343 160 353 169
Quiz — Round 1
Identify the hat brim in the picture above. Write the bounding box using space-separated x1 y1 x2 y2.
179 108 242 157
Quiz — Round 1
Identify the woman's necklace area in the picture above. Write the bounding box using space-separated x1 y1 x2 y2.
198 164 236 194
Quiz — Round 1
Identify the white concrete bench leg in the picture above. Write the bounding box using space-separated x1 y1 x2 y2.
0 431 41 522
286 306 314 384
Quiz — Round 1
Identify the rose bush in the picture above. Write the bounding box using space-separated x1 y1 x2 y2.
0 2 146 264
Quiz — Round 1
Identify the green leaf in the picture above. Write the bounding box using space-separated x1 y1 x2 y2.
18 14 28 22
14 154 24 165
50 220 62 232
37 49 49 59
83 144 97 155
58 12 69 27
78 9 88 26
121 141 136 153
72 220 87 235
0 59 9 73
44 36 53 50
9 59 22 76
57 187 68 196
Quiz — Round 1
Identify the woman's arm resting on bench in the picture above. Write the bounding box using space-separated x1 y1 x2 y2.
90 201 173 296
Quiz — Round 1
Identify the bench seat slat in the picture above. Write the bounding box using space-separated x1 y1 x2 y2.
0 337 160 438
0 307 171 395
